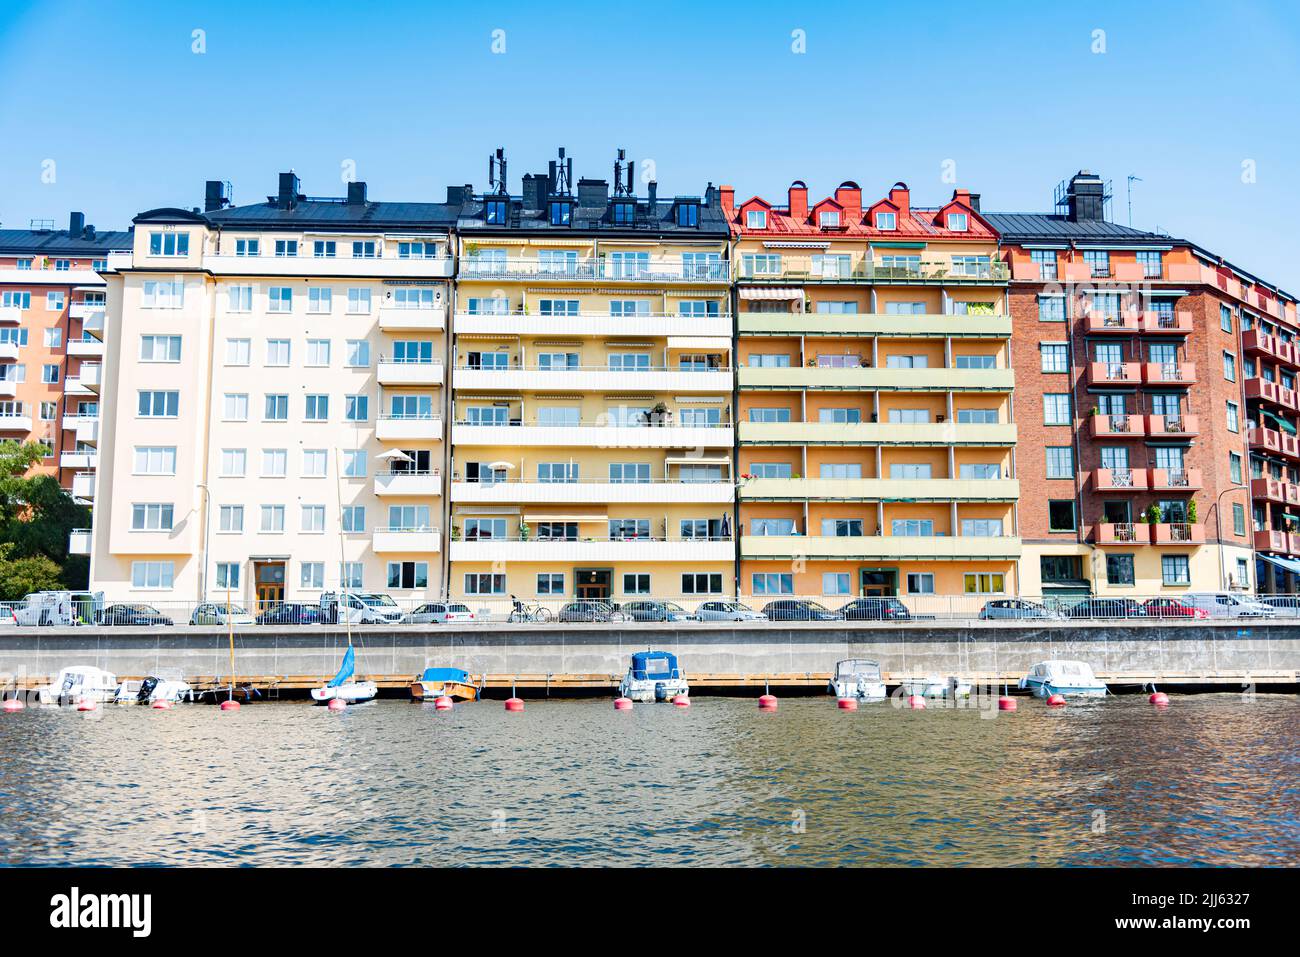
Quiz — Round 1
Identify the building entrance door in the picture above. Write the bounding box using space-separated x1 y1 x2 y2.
253 561 286 610
859 569 898 597
575 569 612 600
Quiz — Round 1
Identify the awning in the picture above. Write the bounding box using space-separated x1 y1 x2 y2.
665 456 731 465
668 336 731 350
522 513 607 522
1258 553 1300 573
739 287 802 301
1261 410 1298 435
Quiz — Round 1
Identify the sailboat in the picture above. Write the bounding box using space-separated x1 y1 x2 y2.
311 642 378 704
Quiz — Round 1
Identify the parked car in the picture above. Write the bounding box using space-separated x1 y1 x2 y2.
838 597 912 621
359 593 405 624
1062 597 1146 619
620 600 690 622
1260 595 1300 615
403 602 475 624
255 602 322 625
693 600 766 622
319 591 393 625
1179 592 1278 619
761 599 843 622
979 598 1059 620
190 603 256 626
98 604 173 627
1141 598 1208 619
11 591 103 626
557 600 626 623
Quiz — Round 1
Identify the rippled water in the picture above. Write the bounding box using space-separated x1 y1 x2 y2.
0 694 1295 866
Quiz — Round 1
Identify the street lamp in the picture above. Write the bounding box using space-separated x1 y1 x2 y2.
1215 481 1245 590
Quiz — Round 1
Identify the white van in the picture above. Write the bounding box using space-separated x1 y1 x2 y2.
1179 592 1277 619
12 591 103 626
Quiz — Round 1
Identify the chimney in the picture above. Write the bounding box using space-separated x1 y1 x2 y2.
347 181 367 205
522 173 546 210
719 185 735 219
277 171 300 210
577 177 608 208
204 180 230 213
68 211 85 236
1066 170 1106 222
967 193 981 213
788 181 809 222
446 184 474 205
647 181 658 209
834 182 862 220
888 182 911 219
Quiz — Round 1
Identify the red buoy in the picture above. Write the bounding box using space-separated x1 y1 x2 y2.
758 694 778 711
837 697 858 711
672 695 690 708
2 698 24 713
327 698 347 712
1047 693 1067 707
434 696 454 711
75 697 97 712
219 699 240 711
151 699 172 710
614 697 633 711
1149 691 1170 706
998 696 1017 711
907 694 926 709
505 697 524 712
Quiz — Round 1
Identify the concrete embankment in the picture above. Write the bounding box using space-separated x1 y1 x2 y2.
1 620 1297 692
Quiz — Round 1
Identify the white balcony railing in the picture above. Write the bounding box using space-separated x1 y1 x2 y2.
460 257 728 283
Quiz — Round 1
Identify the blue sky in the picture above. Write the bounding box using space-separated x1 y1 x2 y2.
2 0 1298 288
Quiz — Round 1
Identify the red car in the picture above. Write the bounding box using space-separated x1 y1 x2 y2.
1141 598 1209 619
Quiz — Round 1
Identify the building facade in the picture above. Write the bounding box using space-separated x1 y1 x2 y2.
89 174 455 604
729 180 1018 605
447 150 735 605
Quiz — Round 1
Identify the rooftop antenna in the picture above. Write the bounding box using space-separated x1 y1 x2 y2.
1126 175 1142 227
488 148 508 195
614 148 634 197
550 146 573 196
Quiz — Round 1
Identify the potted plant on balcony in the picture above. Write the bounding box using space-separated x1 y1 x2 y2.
519 521 531 542
450 526 462 541
1187 500 1198 524
1144 504 1162 525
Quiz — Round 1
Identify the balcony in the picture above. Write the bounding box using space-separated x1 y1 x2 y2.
1151 523 1205 546
0 409 32 432
735 257 1009 285
460 257 728 284
1242 329 1299 369
68 528 91 555
458 311 732 339
1245 377 1297 409
1084 313 1141 335
449 537 735 563
80 309 104 337
1138 311 1194 335
1089 414 1144 440
377 307 447 332
79 363 102 392
738 477 1018 502
1252 478 1292 504
452 421 733 448
72 471 95 500
62 415 99 445
372 527 442 553
375 414 443 442
203 253 453 279
67 337 104 358
1092 468 1147 492
1061 262 1094 282
0 306 21 325
739 421 1016 447
454 366 732 394
737 366 1013 392
450 479 735 505
0 379 15 398
1141 362 1196 386
1254 530 1291 553
1086 361 1142 387
60 451 97 469
1148 468 1203 492
63 375 91 396
1094 523 1151 546
737 312 1011 339
739 534 1021 561
0 342 18 361
373 469 442 497
1248 427 1300 461
69 301 106 321
1144 414 1199 439
376 358 444 387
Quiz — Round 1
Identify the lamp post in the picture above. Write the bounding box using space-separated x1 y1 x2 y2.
1215 481 1245 590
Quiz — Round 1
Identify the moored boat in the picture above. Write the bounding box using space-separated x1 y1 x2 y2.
311 645 378 704
37 666 118 705
899 675 973 698
829 659 887 700
1019 660 1108 698
410 667 478 701
618 651 689 703
115 671 195 704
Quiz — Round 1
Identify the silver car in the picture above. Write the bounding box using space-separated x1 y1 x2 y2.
693 600 767 622
403 602 476 624
1179 592 1277 619
979 599 1060 621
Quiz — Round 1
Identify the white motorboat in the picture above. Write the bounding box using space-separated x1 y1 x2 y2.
37 666 118 705
115 672 195 704
618 651 689 703
1019 660 1108 698
898 675 973 698
829 659 887 700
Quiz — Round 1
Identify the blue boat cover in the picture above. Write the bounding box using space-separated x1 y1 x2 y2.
630 651 679 680
419 667 470 683
328 645 356 688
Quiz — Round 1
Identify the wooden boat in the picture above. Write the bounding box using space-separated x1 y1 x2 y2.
411 667 478 701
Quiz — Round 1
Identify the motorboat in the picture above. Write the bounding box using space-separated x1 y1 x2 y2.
410 667 478 701
1019 660 1108 698
310 644 378 704
899 675 973 698
115 672 195 704
618 651 689 703
829 658 887 700
36 666 118 705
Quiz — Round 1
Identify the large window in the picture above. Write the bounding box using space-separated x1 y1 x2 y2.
133 446 176 475
963 573 1005 595
752 573 792 595
387 561 428 589
1045 447 1074 479
137 390 179 418
131 561 174 589
682 574 723 595
1161 555 1190 586
1106 554 1135 586
130 503 174 531
1043 394 1071 425
148 232 189 257
140 335 182 362
1048 500 1077 532
465 573 506 595
1040 344 1069 373
1037 296 1066 322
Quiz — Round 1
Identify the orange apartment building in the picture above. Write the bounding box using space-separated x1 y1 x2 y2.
0 213 130 506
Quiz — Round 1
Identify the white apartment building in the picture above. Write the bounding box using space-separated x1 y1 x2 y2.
90 174 455 605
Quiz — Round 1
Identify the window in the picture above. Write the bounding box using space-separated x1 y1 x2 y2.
907 573 935 594
131 503 174 531
892 519 934 537
346 395 369 422
300 505 326 533
1048 500 1077 532
818 210 841 228
345 339 370 368
304 394 329 421
946 212 968 231
41 364 59 384
387 561 428 589
1045 447 1074 479
302 449 327 477
1030 250 1058 280
392 287 438 309
265 339 290 366
14 258 31 270
137 390 179 418
216 563 241 590
309 288 332 314
1101 553 1135 586
676 204 699 227
1037 295 1066 322
875 211 896 230
822 463 863 479
147 232 189 257
220 449 246 477
746 209 767 229
1040 344 1068 373
141 280 185 309
750 463 792 479
268 287 292 313
548 202 571 226
819 408 862 424
306 339 331 367
260 505 286 533
1232 502 1246 536
222 393 248 421
1136 251 1163 278
961 518 1004 537
465 573 506 595
354 241 379 260
397 241 439 259
749 408 792 423
225 338 250 365
1082 250 1110 277
963 573 1005 595
1226 401 1239 433
960 463 1001 479
301 563 324 589
140 335 182 362
485 200 507 225
614 573 648 596
752 573 792 595
1220 305 1233 333
956 409 999 424
348 288 371 314
536 573 565 596
1161 555 1190 586
131 561 174 589
274 240 298 258
340 563 364 589
218 505 243 533
261 449 287 477
341 506 365 532
38 401 56 420
1043 394 1071 426
1 291 30 309
1229 452 1243 484
954 354 996 369
609 462 651 484
235 238 259 257
748 353 791 368
133 446 176 475
822 572 851 596
264 394 289 421
885 354 928 369
683 573 723 595
227 285 253 312
1223 352 1236 382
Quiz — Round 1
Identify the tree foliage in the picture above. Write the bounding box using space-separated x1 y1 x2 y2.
0 440 90 591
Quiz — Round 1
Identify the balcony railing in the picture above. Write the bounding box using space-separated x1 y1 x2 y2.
461 258 728 282
737 257 1009 283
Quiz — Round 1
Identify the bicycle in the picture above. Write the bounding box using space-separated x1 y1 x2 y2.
508 596 554 623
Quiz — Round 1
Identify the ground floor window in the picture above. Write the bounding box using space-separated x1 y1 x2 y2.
682 573 723 595
132 561 174 589
1040 555 1082 584
1106 554 1135 586
388 561 428 589
963 572 1004 595
301 562 324 589
907 572 934 594
753 573 793 595
822 572 851 595
1161 555 1190 586
1236 558 1250 588
537 573 564 595
340 562 363 589
215 562 240 590
1047 500 1076 532
623 573 650 595
465 573 505 595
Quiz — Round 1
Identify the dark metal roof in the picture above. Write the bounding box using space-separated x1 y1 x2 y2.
984 212 1182 245
202 199 458 231
0 227 133 255
457 196 730 239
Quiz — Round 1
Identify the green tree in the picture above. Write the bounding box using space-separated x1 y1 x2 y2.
0 440 90 589
0 543 64 600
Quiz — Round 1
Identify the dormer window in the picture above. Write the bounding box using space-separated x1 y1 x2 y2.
946 212 968 231
486 199 507 225
875 212 897 230
746 210 767 229
549 202 572 226
612 202 635 225
819 211 841 228
676 203 699 228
